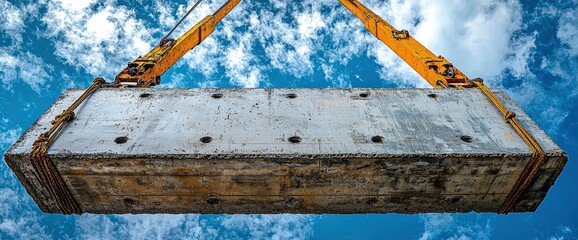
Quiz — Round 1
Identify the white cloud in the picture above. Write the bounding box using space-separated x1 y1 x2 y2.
0 127 21 148
0 187 49 239
297 10 326 38
546 225 574 240
419 214 492 240
39 0 528 89
75 214 316 240
557 6 578 57
0 1 51 92
505 74 569 134
176 0 534 88
181 36 222 78
0 0 561 93
560 226 572 234
220 214 316 240
224 36 262 88
506 33 538 78
0 1 42 45
0 50 52 93
158 72 187 88
521 1 578 133
57 0 96 12
41 0 154 79
155 2 176 30
116 215 219 240
359 0 531 86
0 0 25 45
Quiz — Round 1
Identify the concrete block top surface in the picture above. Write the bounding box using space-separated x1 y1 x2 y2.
8 88 564 158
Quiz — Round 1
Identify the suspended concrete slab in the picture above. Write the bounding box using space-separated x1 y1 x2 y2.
4 88 567 214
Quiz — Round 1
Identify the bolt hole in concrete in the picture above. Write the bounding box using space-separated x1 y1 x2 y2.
139 93 152 98
365 197 379 205
211 93 223 99
428 93 438 99
206 197 220 205
114 136 129 144
371 135 385 143
450 196 463 204
123 198 136 206
461 135 474 143
288 136 302 143
359 92 370 98
286 93 298 99
286 197 302 207
200 136 213 143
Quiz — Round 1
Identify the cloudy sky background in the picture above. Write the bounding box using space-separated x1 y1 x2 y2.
1 0 577 239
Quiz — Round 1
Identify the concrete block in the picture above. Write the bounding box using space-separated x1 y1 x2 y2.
4 88 567 214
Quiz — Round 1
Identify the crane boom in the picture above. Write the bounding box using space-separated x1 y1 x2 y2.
115 0 240 87
339 0 473 88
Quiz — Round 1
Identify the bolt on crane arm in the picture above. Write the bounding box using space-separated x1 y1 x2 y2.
339 0 474 88
115 0 241 87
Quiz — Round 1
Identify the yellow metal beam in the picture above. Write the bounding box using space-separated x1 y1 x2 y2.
115 0 241 87
339 0 472 88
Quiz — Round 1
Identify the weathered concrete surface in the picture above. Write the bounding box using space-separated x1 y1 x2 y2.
4 88 567 214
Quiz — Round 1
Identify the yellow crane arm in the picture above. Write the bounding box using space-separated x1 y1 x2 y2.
339 0 473 88
115 0 241 87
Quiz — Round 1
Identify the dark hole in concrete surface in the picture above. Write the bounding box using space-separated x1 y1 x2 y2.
365 197 379 205
105 163 121 168
450 196 463 204
286 93 298 99
286 197 303 207
288 136 302 143
433 177 447 190
200 136 213 143
124 198 136 206
139 93 152 98
428 93 438 99
485 168 500 175
211 93 223 99
359 92 370 98
371 135 384 143
136 178 151 186
461 135 474 143
114 136 128 144
206 197 220 205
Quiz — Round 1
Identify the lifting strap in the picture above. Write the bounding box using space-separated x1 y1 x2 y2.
30 78 113 214
472 81 546 214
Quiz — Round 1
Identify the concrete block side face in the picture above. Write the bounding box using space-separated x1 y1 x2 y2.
3 154 57 213
53 155 520 214
512 155 568 212
4 88 568 214
55 155 560 214
3 89 84 213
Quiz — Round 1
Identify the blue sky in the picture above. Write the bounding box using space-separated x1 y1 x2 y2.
0 0 577 239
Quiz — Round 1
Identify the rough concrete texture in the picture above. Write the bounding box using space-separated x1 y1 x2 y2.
4 88 567 214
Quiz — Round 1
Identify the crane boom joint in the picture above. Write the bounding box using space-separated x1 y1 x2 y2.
392 29 410 40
